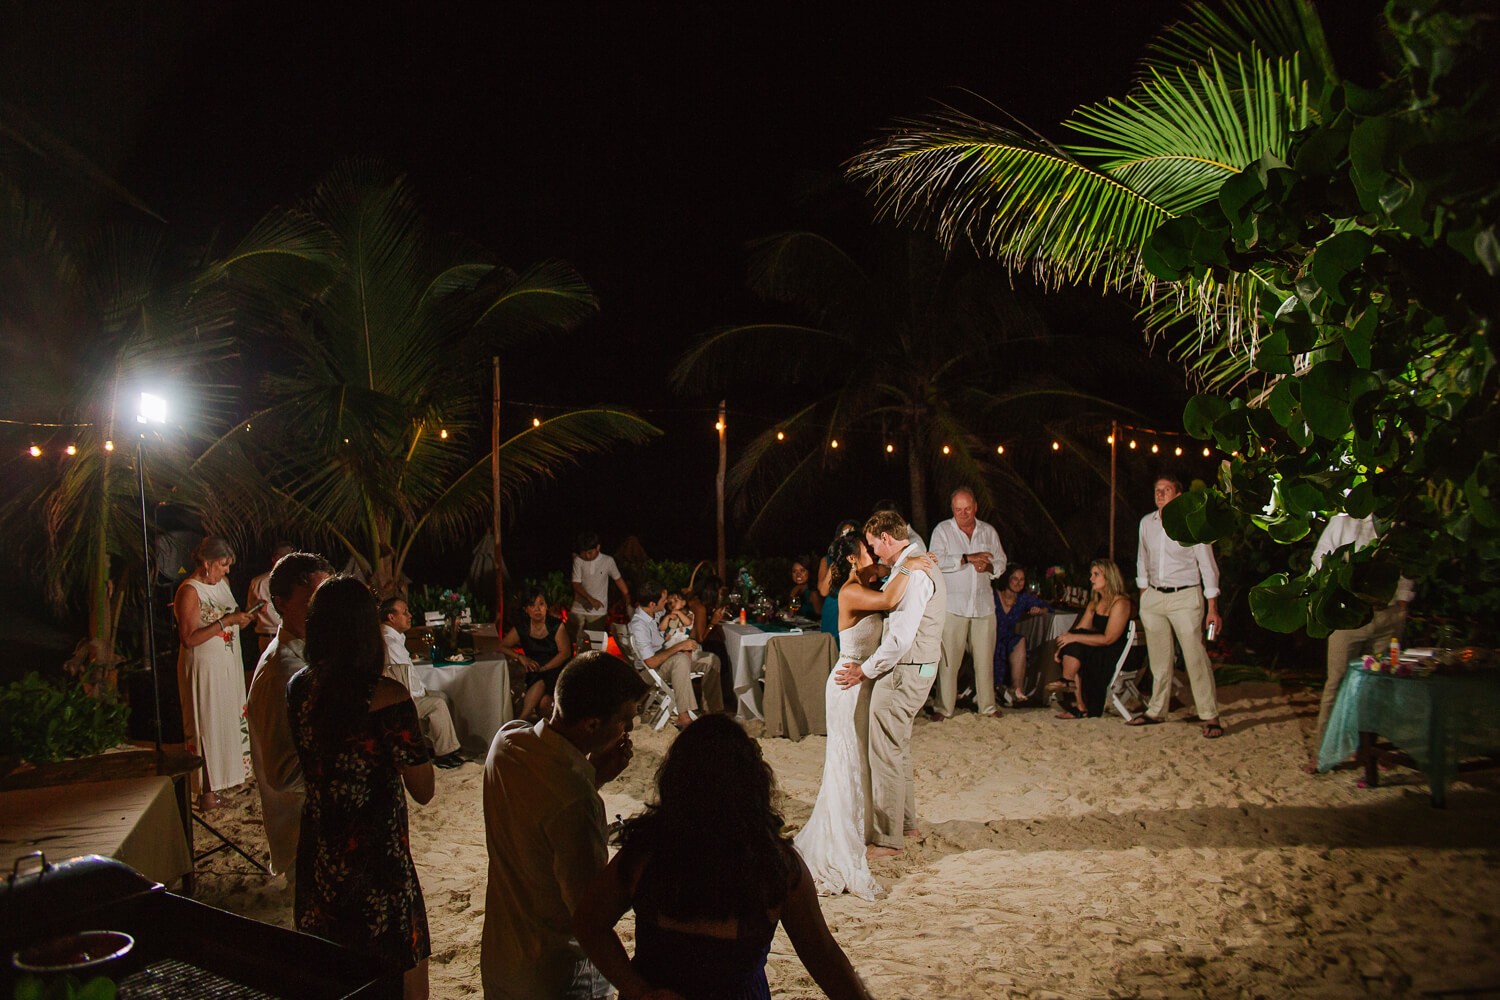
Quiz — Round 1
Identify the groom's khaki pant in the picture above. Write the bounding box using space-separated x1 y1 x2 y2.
863 662 936 849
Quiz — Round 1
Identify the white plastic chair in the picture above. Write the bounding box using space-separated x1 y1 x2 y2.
1106 621 1145 720
610 625 692 730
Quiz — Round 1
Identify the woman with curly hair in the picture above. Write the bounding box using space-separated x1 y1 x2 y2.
288 576 436 1000
573 714 871 1000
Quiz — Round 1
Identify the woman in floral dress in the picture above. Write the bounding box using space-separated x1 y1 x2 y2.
289 577 435 1000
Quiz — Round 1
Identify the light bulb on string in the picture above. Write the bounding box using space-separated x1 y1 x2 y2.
941 444 951 456
885 443 894 453
28 445 41 457
714 419 724 432
1051 441 1060 451
1151 443 1160 454
829 439 839 449
1203 447 1211 457
104 440 114 452
1174 446 1183 456
996 444 1004 455
776 430 785 441
1107 434 1114 445
439 428 448 439
65 444 77 456
533 416 542 428
1128 440 1137 450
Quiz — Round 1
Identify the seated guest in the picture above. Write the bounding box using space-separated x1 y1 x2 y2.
247 550 332 889
628 579 724 728
686 575 732 710
817 520 863 648
993 566 1050 705
574 715 873 1000
290 577 435 1000
499 588 573 722
787 557 823 618
1049 559 1132 718
381 597 465 769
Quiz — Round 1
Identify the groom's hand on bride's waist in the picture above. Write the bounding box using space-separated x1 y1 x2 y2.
834 661 865 689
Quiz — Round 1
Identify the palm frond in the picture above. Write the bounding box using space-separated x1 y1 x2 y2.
471 260 599 343
670 323 859 392
847 110 1170 292
1144 0 1337 102
745 232 882 332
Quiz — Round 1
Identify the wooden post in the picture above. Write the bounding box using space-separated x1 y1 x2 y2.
492 356 504 630
1109 419 1119 562
716 400 727 582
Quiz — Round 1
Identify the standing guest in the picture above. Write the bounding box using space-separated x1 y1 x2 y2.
1049 560 1132 719
994 566 1050 705
248 551 333 889
1309 514 1414 754
380 596 465 768
574 715 873 1000
787 557 823 618
929 487 1006 720
481 652 646 1000
568 531 630 643
1132 475 1224 738
498 587 573 722
174 536 255 811
248 543 295 654
289 577 435 1000
817 520 862 648
629 580 724 728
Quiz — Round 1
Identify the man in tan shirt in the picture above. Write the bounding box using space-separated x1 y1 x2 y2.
481 652 647 999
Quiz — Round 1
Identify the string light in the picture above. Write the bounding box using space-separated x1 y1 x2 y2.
65 445 77 456
885 443 894 453
829 439 839 449
776 430 785 441
104 440 114 452
996 444 1004 455
439 428 448 439
1129 440 1137 450
714 420 724 432
1051 441 1060 451
941 444 951 455
1203 447 1210 457
28 445 41 457
1151 443 1160 454
533 417 542 428
1107 434 1114 445
1174 446 1183 456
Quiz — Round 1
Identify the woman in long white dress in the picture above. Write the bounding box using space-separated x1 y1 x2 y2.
174 536 255 810
795 533 934 899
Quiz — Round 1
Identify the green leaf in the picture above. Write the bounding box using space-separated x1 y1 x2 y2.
1267 516 1312 543
1309 231 1373 305
1144 217 1204 280
1265 378 1299 428
1253 327 1294 374
1310 582 1371 631
1300 360 1371 439
1465 461 1500 529
1183 394 1230 439
1249 573 1307 633
1161 488 1236 544
74 977 118 1000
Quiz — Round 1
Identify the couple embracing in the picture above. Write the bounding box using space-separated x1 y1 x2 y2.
795 510 947 899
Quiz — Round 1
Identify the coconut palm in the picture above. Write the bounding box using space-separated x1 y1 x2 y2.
846 0 1338 388
0 176 236 679
672 228 1167 545
188 160 657 582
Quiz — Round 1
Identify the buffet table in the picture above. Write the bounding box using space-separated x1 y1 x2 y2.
412 655 513 753
1318 663 1500 807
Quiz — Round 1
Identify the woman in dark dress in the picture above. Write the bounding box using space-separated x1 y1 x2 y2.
1049 559 1132 719
574 715 872 1000
993 565 1051 704
499 588 571 721
288 576 435 1000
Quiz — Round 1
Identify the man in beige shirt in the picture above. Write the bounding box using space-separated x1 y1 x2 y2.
481 652 647 999
246 551 332 888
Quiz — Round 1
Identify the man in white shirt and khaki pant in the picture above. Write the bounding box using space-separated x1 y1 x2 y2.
928 487 1005 719
1133 476 1224 738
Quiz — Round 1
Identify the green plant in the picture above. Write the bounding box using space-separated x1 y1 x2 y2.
1148 1 1500 638
14 974 116 1000
0 673 130 764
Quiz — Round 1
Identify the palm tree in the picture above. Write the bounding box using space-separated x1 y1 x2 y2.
673 229 1165 546
188 160 657 582
846 0 1338 388
0 176 236 681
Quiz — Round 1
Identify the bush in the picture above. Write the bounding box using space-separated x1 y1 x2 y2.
0 673 130 764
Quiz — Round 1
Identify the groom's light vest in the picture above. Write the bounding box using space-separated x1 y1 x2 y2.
901 548 947 665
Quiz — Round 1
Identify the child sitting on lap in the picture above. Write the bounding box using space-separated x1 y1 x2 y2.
658 592 694 648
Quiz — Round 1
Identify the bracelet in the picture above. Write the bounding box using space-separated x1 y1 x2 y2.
897 566 910 576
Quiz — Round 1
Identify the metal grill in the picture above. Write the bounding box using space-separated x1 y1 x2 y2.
120 959 281 999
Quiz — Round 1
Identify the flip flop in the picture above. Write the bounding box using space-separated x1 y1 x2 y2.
1126 715 1163 726
1202 722 1225 739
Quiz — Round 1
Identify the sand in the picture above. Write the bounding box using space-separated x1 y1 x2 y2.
196 684 1500 998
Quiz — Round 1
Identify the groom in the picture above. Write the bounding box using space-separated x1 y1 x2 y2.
835 509 947 857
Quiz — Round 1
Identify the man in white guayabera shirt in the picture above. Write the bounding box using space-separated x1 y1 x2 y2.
246 551 332 890
833 509 947 856
1131 476 1223 738
928 486 1006 720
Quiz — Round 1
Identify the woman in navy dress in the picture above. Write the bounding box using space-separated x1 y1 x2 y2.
574 715 872 1000
289 577 435 1000
993 565 1051 704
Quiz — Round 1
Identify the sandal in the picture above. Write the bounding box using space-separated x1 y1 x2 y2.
1202 721 1225 739
1126 715 1162 727
1044 680 1071 694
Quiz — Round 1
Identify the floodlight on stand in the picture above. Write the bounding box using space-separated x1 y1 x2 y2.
137 392 168 425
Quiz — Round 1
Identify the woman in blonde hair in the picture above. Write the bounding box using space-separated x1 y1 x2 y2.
1049 559 1132 718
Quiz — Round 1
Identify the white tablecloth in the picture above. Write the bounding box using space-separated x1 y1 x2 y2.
722 623 818 720
413 656 512 753
1019 609 1079 650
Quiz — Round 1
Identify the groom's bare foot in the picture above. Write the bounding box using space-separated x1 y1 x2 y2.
905 827 922 838
866 845 902 859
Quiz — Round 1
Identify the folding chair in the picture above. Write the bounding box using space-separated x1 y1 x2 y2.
1107 621 1147 720
610 625 691 730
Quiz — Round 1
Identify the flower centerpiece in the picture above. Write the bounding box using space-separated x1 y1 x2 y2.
1043 565 1069 604
435 588 468 658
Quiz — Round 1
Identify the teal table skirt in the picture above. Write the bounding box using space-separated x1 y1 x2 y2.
1318 665 1500 802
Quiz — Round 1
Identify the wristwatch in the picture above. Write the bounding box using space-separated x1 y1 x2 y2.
960 554 968 565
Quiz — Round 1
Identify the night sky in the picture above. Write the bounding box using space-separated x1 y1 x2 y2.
5 1 1387 580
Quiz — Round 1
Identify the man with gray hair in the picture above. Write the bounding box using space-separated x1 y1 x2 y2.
834 509 947 856
246 550 333 888
928 487 1006 719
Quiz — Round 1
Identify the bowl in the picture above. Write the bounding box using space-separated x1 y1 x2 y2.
12 930 134 974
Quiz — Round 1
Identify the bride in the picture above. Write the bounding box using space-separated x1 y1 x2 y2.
795 532 934 899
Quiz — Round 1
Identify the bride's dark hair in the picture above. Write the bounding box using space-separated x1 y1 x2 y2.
827 532 868 596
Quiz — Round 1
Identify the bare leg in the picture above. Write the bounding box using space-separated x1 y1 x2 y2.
1009 639 1028 700
403 958 429 1000
519 680 546 721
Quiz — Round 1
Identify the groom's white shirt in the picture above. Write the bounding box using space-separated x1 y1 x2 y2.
859 541 935 679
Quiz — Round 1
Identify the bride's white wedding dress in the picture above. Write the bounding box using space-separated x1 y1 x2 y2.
794 612 882 900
